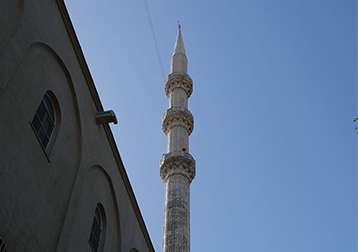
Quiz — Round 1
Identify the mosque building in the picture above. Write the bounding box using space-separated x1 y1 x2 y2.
0 1 195 252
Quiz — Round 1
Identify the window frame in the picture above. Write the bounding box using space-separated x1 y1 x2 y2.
30 91 60 162
0 237 7 252
89 204 106 252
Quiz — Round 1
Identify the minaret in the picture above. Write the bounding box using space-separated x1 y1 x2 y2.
160 25 195 252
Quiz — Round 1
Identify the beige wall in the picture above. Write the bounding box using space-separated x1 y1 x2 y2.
0 0 154 251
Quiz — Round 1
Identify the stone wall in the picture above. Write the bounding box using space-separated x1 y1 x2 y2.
0 1 154 251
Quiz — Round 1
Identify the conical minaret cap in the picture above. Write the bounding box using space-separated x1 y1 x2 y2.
170 24 188 74
173 24 186 56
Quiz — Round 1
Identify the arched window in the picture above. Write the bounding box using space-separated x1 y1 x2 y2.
89 206 104 252
31 92 60 157
0 237 7 252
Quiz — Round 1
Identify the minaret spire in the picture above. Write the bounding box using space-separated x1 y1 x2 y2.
171 24 188 74
160 25 195 252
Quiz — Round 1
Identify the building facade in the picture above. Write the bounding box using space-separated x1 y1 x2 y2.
0 1 154 251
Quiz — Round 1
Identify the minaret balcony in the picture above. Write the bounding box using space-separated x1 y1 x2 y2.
160 151 196 182
165 73 193 98
162 107 194 135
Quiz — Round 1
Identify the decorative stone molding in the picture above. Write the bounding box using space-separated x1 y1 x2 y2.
160 151 196 182
165 73 193 98
162 107 194 135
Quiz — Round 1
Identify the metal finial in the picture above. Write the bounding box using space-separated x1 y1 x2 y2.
178 21 181 30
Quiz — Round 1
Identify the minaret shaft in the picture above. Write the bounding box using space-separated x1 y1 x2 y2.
167 126 189 152
160 26 195 252
169 88 188 109
163 175 190 252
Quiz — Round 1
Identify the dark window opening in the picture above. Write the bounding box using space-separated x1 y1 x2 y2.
89 207 102 252
0 237 7 252
31 93 56 150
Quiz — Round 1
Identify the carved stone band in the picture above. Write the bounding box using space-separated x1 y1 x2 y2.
165 73 193 98
160 151 196 182
162 108 194 135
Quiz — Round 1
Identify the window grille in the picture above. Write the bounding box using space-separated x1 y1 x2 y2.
31 94 56 149
89 207 102 252
0 237 7 252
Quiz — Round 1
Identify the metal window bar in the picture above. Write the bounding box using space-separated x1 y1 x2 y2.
43 114 54 137
0 238 7 252
34 113 50 148
92 217 101 239
43 95 55 121
40 98 55 138
94 208 101 226
42 100 55 125
89 231 99 252
33 102 55 148
37 102 55 132
89 214 102 252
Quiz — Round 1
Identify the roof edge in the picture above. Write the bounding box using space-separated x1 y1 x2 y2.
55 1 155 251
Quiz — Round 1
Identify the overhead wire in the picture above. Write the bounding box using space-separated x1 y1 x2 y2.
142 0 166 81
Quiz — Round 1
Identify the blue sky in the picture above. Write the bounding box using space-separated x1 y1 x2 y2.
64 0 357 251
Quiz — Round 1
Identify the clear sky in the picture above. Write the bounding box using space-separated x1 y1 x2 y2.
64 0 357 251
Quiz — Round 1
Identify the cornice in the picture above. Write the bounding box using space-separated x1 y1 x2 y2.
159 151 196 183
162 107 194 135
165 73 193 98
